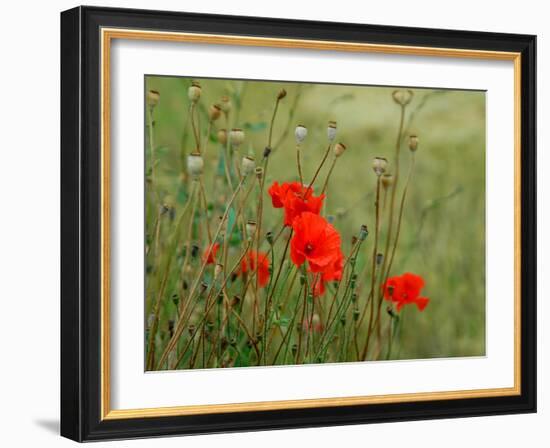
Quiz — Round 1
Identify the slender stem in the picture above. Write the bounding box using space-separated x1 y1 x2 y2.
157 177 246 368
361 176 381 359
296 144 304 186
320 158 337 195
307 144 332 192
145 183 197 370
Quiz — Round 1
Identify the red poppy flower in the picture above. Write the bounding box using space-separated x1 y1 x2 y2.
203 242 220 265
240 250 270 288
268 181 325 226
311 252 344 297
291 212 342 274
382 272 430 311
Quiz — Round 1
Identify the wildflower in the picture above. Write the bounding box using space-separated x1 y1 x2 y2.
268 181 324 226
187 152 204 177
203 242 220 265
295 124 308 144
208 104 222 121
290 212 342 273
327 121 337 142
333 142 346 158
188 81 202 103
409 134 419 152
241 156 255 176
147 90 160 108
382 272 430 311
372 157 388 176
311 251 344 297
230 128 245 147
239 251 270 288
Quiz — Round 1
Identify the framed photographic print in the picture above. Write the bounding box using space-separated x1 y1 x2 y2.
60 6 536 442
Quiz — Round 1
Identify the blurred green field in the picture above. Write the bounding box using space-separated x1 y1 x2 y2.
145 75 485 362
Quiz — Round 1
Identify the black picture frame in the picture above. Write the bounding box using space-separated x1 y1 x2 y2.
61 5 536 442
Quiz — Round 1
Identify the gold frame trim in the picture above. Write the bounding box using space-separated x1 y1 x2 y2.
100 28 522 420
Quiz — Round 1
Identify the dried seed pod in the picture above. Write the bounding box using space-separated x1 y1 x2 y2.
220 95 232 113
409 134 419 152
372 157 388 176
295 124 308 144
229 128 245 147
208 104 222 121
327 120 337 142
187 152 204 177
147 90 160 108
217 128 228 145
277 88 287 100
246 220 257 238
333 142 346 158
241 155 256 176
188 81 202 103
381 173 394 189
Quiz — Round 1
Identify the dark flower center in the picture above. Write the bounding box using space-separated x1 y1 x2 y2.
305 243 314 254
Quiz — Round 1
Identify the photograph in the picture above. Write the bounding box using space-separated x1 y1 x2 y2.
143 76 486 371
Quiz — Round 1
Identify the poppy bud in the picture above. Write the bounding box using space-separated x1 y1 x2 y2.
327 215 335 224
327 121 337 142
246 220 257 238
168 319 175 337
266 231 274 245
372 157 388 176
277 88 287 100
187 152 204 177
263 146 272 159
387 305 396 318
291 344 298 356
191 243 199 258
381 173 394 189
409 134 419 152
241 155 256 176
353 308 360 321
333 142 346 158
172 294 180 307
231 295 241 307
376 253 384 265
295 124 308 144
188 81 201 103
188 324 196 336
217 129 227 145
200 281 208 296
359 224 369 241
147 90 160 108
229 128 245 147
220 95 232 113
208 104 222 121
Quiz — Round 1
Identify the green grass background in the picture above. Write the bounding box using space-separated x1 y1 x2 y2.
145 75 486 360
